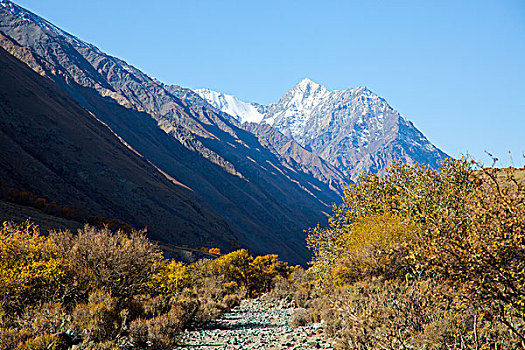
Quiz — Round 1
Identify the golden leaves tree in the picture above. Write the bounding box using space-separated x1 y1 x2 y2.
307 159 525 348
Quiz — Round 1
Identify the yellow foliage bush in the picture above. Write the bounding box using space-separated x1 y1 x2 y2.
211 249 289 296
252 254 289 292
307 158 474 284
340 213 415 253
0 222 290 348
208 247 221 255
0 221 75 314
148 261 192 295
306 159 525 348
213 249 255 290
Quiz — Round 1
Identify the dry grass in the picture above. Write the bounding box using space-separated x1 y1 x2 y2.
0 222 290 349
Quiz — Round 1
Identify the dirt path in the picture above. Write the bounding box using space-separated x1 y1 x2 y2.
176 298 334 350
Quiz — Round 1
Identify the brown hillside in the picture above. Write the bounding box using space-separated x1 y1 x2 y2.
0 46 237 251
0 199 82 233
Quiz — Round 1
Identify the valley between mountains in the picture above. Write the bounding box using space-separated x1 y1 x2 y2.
0 0 447 265
1 1 524 349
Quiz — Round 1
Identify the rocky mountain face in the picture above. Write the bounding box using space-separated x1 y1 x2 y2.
169 85 349 196
241 122 349 196
0 0 344 264
196 79 448 181
0 45 236 249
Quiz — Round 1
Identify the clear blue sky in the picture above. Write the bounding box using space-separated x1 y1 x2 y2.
14 0 525 167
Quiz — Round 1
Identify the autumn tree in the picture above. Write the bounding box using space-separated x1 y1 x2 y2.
307 159 525 347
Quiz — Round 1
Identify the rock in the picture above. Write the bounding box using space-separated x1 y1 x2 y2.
312 320 326 329
176 297 334 349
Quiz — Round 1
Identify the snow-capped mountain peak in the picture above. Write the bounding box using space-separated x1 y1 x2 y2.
281 78 331 109
255 78 328 134
194 79 447 181
194 88 264 124
295 78 322 90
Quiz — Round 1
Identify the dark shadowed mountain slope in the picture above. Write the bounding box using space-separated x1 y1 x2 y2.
0 46 237 249
241 122 349 196
0 0 343 264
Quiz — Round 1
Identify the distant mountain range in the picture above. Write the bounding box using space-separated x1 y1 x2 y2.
0 0 447 264
196 79 448 181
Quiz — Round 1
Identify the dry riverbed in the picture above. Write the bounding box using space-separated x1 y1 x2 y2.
176 298 334 350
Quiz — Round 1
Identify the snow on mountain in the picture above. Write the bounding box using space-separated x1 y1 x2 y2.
262 78 330 133
264 79 447 179
195 78 448 181
0 1 343 264
194 88 264 123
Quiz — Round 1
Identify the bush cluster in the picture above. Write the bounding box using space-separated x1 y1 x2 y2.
0 222 290 349
0 180 134 232
306 159 525 349
1 187 82 220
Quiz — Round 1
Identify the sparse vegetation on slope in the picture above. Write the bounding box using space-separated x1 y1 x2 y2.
0 181 135 233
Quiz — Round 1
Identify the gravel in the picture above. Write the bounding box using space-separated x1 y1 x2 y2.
175 298 334 349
